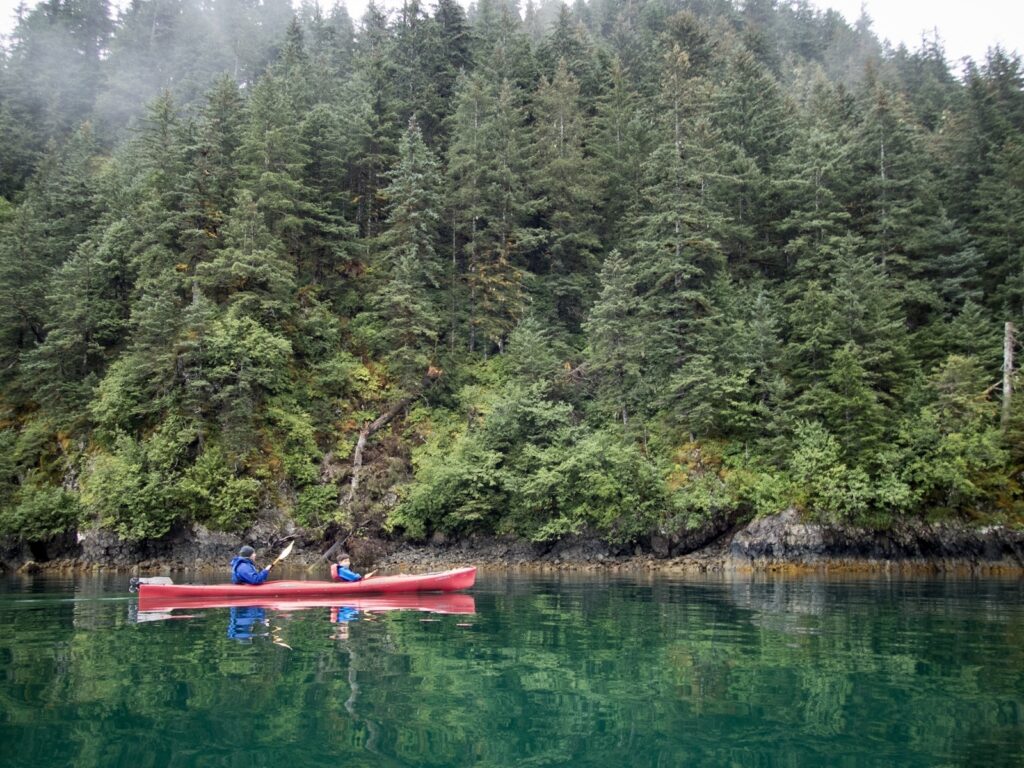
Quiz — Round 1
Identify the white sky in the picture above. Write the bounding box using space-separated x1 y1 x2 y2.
818 0 1023 64
0 0 1020 66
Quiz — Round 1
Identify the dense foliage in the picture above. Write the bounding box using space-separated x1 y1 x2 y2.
1 0 1022 545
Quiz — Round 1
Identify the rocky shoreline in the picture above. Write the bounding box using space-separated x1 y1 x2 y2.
3 509 1023 576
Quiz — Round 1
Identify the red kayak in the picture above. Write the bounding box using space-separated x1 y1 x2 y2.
137 591 477 616
134 566 476 601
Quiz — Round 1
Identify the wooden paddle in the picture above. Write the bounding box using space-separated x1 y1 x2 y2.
363 570 378 580
269 541 295 569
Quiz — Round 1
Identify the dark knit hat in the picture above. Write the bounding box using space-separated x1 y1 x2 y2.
238 545 255 558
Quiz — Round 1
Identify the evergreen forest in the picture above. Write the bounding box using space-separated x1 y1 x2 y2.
1 0 1023 548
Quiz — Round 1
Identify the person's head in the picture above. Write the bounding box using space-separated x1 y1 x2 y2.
239 545 256 559
337 555 351 568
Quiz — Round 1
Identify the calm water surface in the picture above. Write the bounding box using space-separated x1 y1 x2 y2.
1 571 1022 767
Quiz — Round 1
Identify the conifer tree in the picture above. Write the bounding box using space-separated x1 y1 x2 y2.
537 5 601 106
274 16 316 111
627 46 727 376
973 139 1024 314
584 250 645 427
126 92 190 283
235 73 310 247
448 73 532 352
775 74 854 277
378 118 445 283
179 76 245 278
472 0 538 92
298 103 357 287
592 57 653 249
195 190 296 325
20 229 132 424
347 3 401 237
365 117 446 380
846 81 940 313
530 60 602 331
433 0 474 143
0 123 104 382
391 0 446 143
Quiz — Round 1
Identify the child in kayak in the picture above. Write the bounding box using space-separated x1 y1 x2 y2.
331 556 362 582
231 545 275 584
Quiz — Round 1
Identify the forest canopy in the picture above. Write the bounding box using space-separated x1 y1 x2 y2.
1 0 1022 546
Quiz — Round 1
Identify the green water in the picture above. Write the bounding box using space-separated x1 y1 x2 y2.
1 572 1022 767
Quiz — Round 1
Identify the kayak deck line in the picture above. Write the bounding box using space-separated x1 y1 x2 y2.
134 566 477 601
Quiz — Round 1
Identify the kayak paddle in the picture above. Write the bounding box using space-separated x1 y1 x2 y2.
272 541 295 567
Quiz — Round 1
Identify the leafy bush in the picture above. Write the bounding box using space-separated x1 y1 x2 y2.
294 484 339 528
395 432 506 539
80 435 185 541
897 356 1009 517
513 430 667 543
665 441 788 528
267 404 321 486
0 482 82 541
392 379 668 543
178 445 261 532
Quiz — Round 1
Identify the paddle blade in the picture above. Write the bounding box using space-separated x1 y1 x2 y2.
276 541 295 562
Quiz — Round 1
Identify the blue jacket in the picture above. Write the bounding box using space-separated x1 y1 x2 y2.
331 563 362 582
231 556 271 585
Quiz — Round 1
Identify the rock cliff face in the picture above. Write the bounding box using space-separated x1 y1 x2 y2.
729 509 1024 570
3 510 1023 573
75 526 244 567
0 523 323 572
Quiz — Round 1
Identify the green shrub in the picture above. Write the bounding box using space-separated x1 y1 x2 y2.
80 435 185 541
514 430 668 543
294 484 339 528
0 482 82 541
267 404 321 486
178 445 261 532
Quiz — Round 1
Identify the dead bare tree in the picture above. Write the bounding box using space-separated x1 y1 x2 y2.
346 366 443 504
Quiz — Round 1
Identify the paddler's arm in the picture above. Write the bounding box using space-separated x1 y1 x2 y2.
237 559 273 585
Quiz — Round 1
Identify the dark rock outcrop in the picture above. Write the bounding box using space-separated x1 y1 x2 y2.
729 509 1024 569
667 509 745 556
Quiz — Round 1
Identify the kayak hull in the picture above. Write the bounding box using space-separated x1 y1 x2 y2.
136 566 476 601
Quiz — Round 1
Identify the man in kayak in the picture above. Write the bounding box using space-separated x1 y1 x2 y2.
231 545 275 585
330 556 362 582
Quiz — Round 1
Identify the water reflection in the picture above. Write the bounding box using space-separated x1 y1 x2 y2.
132 591 477 648
2 572 1023 768
227 606 269 642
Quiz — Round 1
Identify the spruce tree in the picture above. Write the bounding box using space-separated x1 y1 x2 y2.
448 73 532 352
364 116 446 382
530 60 602 332
592 57 653 249
584 250 645 427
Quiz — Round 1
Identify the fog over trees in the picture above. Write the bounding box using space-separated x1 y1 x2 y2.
1 0 1022 545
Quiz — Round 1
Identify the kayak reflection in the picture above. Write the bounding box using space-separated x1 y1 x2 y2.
136 592 476 622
